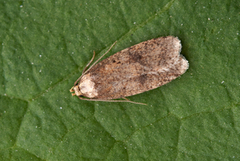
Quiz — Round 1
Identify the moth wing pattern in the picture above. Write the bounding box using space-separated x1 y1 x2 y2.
79 36 189 99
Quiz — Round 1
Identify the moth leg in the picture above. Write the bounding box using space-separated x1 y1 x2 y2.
78 96 146 105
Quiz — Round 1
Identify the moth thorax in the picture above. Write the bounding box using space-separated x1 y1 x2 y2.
79 74 98 98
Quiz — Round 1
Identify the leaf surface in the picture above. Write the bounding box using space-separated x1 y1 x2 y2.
0 0 240 160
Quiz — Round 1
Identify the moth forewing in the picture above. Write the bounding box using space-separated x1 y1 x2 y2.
70 36 189 104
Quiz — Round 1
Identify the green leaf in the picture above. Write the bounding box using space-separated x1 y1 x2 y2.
1 0 240 160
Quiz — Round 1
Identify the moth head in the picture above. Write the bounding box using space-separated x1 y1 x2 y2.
70 85 83 97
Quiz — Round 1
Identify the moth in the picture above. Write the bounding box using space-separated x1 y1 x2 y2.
70 36 189 105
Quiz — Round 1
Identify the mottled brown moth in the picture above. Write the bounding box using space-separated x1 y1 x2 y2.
70 36 189 105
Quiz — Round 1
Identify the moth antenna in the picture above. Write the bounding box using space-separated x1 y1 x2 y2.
74 41 117 86
78 96 147 105
82 41 117 76
82 51 96 74
122 97 147 105
74 51 95 85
